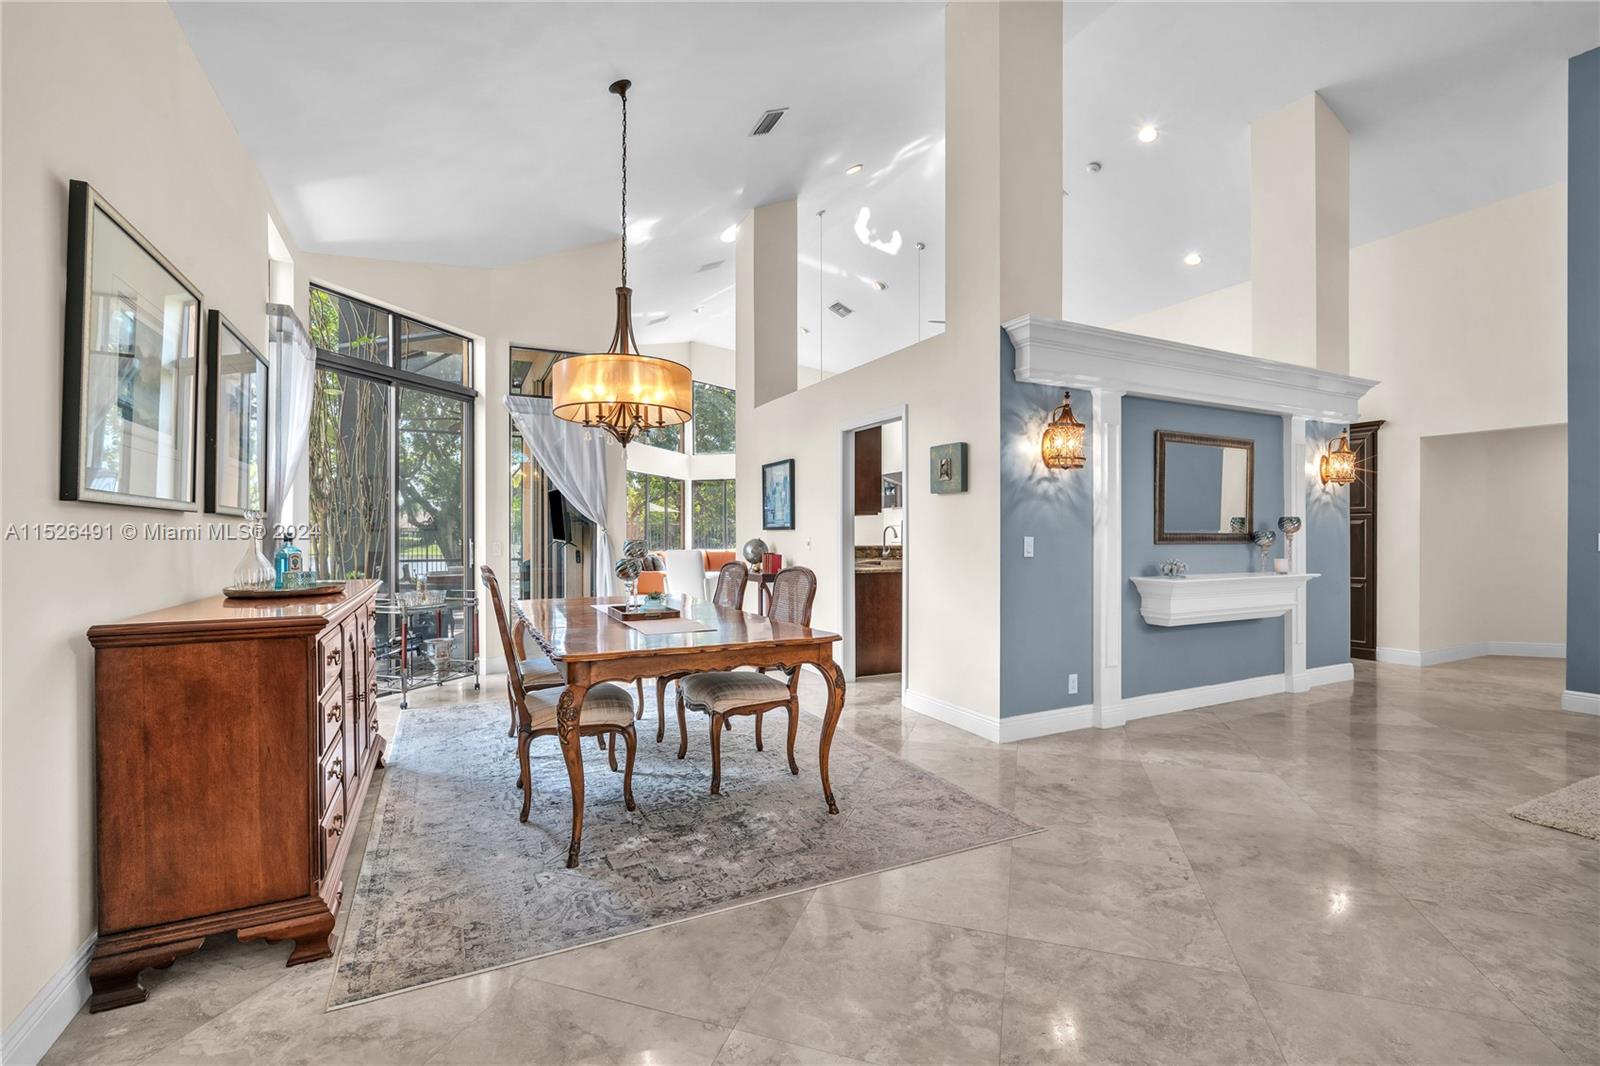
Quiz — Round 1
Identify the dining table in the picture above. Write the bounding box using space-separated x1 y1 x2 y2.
512 593 846 868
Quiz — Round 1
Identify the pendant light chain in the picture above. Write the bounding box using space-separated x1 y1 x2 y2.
619 84 628 288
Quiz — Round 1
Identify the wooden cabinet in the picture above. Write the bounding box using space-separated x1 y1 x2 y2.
85 580 384 1011
855 569 902 676
854 424 883 515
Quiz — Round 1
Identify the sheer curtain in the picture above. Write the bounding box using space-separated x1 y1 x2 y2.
505 396 614 588
266 304 316 533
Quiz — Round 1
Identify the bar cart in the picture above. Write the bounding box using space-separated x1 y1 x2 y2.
374 587 480 708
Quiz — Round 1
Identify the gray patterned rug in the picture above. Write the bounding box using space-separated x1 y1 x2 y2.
327 695 1038 1008
1509 774 1600 841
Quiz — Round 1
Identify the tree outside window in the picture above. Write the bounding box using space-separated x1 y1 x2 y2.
626 471 684 551
692 382 735 454
691 479 736 549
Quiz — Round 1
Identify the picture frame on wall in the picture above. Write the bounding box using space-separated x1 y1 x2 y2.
61 179 204 510
204 310 269 516
929 442 968 494
762 458 795 530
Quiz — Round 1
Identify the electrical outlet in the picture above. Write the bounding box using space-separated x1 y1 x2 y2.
1023 536 1034 558
1068 673 1078 695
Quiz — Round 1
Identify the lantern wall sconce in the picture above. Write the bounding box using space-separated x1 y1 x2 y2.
1319 432 1358 486
1041 390 1086 470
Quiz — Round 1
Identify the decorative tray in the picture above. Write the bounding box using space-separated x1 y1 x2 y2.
223 581 346 600
607 602 681 622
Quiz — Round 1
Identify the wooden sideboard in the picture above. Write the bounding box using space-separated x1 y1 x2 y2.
85 579 384 1011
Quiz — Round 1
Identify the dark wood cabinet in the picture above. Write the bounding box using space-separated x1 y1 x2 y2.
854 425 883 515
855 569 902 675
1348 421 1383 661
85 580 384 1011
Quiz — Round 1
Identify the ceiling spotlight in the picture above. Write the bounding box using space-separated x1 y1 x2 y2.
719 224 739 243
871 279 888 292
845 163 864 175
800 326 811 335
1137 125 1159 143
1183 251 1202 266
1086 161 1102 174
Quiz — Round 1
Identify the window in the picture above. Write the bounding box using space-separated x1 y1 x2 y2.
509 345 593 598
691 479 736 549
307 285 476 690
692 381 735 454
626 471 684 551
633 422 683 453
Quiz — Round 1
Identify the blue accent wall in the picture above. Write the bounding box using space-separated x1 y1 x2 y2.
999 332 1095 716
1306 420 1352 670
1569 48 1600 697
1121 398 1285 697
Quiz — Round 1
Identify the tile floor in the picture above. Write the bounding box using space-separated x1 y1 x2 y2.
43 657 1599 1064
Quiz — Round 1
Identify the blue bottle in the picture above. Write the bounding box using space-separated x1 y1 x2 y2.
273 531 304 590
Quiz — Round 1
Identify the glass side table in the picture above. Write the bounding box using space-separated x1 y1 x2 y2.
374 589 480 708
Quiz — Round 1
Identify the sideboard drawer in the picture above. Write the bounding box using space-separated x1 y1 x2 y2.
319 737 346 817
318 683 345 757
319 785 347 870
318 626 345 691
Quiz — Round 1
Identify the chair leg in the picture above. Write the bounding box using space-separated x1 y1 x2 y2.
595 734 606 752
786 700 800 775
517 728 534 823
620 725 637 811
606 730 618 772
709 712 724 795
755 710 764 751
677 687 689 760
656 678 668 744
635 678 646 720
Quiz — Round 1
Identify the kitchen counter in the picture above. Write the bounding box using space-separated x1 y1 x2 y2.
854 559 903 574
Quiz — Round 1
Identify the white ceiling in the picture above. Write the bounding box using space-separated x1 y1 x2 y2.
174 1 1594 368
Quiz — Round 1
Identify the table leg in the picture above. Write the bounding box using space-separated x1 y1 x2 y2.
556 683 589 868
815 657 847 814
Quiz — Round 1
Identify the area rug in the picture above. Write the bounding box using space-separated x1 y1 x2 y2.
326 696 1039 1008
1509 775 1600 841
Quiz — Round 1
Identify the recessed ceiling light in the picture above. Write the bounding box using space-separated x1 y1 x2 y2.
1138 125 1159 144
845 163 864 175
870 280 888 292
1183 251 1202 266
800 326 811 335
719 224 739 243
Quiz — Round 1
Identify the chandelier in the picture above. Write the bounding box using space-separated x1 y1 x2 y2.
1041 390 1086 470
550 79 692 447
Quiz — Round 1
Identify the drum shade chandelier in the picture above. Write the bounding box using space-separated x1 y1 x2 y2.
551 79 692 447
1041 390 1086 470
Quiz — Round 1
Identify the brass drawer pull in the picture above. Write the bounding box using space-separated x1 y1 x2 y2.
328 814 344 838
326 702 342 723
326 757 343 782
326 647 341 667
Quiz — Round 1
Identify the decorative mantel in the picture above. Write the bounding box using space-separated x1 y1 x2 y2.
1003 315 1378 728
1130 572 1321 627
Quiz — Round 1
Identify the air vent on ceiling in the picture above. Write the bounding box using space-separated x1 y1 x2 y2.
749 107 789 136
828 301 853 318
697 259 725 273
647 313 670 326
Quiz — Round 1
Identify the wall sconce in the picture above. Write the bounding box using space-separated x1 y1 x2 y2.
1041 391 1086 470
1320 433 1358 485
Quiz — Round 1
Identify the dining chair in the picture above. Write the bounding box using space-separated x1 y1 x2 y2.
661 548 709 600
678 566 817 795
480 565 565 737
482 564 638 821
652 560 750 745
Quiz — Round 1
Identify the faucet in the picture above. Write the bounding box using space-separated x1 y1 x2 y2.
881 524 901 558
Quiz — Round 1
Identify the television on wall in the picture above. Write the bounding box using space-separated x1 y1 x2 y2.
548 489 572 543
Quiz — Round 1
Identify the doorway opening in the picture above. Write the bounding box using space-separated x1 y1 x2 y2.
840 412 908 688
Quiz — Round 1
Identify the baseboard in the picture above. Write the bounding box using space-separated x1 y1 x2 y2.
996 704 1096 743
1 934 93 1066
902 688 1001 743
1107 672 1287 727
1561 690 1600 716
1380 643 1568 667
1297 662 1356 688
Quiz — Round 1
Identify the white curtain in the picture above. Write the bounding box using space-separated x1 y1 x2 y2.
265 304 317 532
505 395 614 588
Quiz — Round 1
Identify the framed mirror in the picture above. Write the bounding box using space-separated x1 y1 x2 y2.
61 180 203 510
1155 430 1254 543
205 311 269 516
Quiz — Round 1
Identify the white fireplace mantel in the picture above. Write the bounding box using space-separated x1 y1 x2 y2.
1130 572 1321 627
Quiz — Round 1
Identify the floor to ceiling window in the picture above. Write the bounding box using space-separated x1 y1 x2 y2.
308 284 476 691
626 471 684 551
510 345 595 598
691 478 736 548
621 370 736 554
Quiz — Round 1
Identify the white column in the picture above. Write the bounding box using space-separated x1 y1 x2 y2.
1283 414 1311 690
1092 389 1125 727
1250 93 1349 374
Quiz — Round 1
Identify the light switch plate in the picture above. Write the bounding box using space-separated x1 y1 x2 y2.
1023 536 1034 558
1068 673 1078 695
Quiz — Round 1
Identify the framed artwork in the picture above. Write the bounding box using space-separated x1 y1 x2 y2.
205 310 269 516
929 442 968 494
61 180 203 509
762 458 795 530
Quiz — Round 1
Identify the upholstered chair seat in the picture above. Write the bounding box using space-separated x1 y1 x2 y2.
681 671 792 716
519 653 563 688
522 683 634 731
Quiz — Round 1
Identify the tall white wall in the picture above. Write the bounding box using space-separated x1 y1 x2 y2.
0 1 301 1030
1111 184 1570 656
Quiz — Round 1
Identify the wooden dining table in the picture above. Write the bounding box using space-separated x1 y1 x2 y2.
513 594 846 868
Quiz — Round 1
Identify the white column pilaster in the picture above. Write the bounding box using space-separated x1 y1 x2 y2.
1092 389 1125 727
1284 414 1311 690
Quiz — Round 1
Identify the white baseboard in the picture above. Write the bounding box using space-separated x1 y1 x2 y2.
1562 690 1600 716
1107 672 1288 728
903 688 1001 743
1 934 93 1066
1297 662 1356 688
996 704 1096 743
1379 643 1567 667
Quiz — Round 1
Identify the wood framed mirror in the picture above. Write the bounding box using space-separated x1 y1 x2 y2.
1155 430 1254 543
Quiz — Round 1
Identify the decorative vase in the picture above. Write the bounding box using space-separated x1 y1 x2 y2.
1277 516 1302 571
230 511 274 589
1251 529 1277 573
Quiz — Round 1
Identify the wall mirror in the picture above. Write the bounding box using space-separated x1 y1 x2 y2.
1155 430 1254 543
61 180 203 510
205 311 269 516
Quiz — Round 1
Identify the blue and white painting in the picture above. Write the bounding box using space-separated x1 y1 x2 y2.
762 459 794 530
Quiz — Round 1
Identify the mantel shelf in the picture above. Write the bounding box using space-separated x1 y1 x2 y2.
1130 572 1320 627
